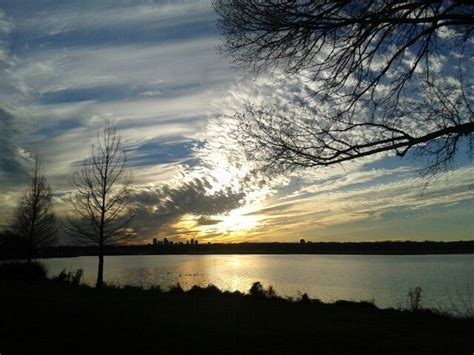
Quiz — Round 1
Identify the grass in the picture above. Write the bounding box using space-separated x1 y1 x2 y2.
1 262 473 354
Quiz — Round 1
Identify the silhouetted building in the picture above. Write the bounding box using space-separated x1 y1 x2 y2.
153 238 157 246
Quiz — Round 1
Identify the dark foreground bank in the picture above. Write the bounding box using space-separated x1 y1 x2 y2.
1 262 473 355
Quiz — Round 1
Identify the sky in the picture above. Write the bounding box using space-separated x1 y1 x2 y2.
0 0 473 244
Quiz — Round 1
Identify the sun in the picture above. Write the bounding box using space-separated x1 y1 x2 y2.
195 206 260 240
215 207 260 234
172 206 262 243
175 145 270 242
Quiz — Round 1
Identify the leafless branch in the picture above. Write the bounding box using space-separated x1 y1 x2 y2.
11 155 57 262
65 121 135 287
214 0 474 174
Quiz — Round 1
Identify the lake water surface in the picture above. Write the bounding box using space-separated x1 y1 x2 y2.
41 254 474 310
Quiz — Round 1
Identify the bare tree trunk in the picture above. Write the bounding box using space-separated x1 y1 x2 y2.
96 164 107 289
96 211 105 288
66 122 134 288
97 210 105 288
27 166 37 265
96 242 104 289
27 242 33 264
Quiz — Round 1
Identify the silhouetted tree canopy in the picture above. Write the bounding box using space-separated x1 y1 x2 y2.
11 156 57 263
66 122 134 288
213 0 474 173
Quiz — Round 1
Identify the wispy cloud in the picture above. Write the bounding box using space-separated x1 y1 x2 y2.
246 165 474 241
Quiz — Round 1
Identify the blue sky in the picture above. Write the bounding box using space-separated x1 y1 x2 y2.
0 0 473 243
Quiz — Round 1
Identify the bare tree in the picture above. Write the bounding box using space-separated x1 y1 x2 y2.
66 122 134 288
213 0 474 173
11 156 57 263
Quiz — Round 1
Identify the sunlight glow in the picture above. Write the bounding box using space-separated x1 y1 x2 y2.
172 205 263 243
212 207 260 234
204 150 247 193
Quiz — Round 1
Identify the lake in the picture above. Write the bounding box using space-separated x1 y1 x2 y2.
40 254 474 310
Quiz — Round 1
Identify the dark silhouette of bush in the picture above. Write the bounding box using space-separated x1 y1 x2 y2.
249 281 277 299
119 285 148 293
187 284 222 297
407 287 423 311
298 293 322 304
249 281 264 297
334 300 377 311
148 285 163 294
0 261 48 282
52 269 83 286
169 282 184 294
0 230 29 259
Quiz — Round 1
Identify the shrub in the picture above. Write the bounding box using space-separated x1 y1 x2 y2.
249 282 278 299
298 293 310 303
334 299 377 310
52 269 83 286
0 261 48 282
249 281 264 297
407 287 423 311
120 285 144 292
169 283 184 294
187 284 222 297
149 285 163 293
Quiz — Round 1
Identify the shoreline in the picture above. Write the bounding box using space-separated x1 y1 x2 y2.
9 251 474 261
2 240 474 260
3 252 474 262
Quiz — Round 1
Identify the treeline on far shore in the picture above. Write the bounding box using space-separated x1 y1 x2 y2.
1 238 474 260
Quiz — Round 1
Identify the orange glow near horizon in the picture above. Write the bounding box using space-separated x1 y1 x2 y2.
168 204 263 243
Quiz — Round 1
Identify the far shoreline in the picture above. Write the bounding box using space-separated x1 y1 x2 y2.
2 240 474 260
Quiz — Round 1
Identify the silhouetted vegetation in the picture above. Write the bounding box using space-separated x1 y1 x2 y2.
10 156 57 263
1 269 473 354
213 1 474 174
334 299 378 312
51 269 84 286
168 282 185 294
0 229 29 259
65 121 135 288
407 286 424 312
249 281 277 299
0 260 47 283
187 284 223 298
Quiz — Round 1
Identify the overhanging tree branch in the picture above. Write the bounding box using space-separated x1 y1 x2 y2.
215 0 474 173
